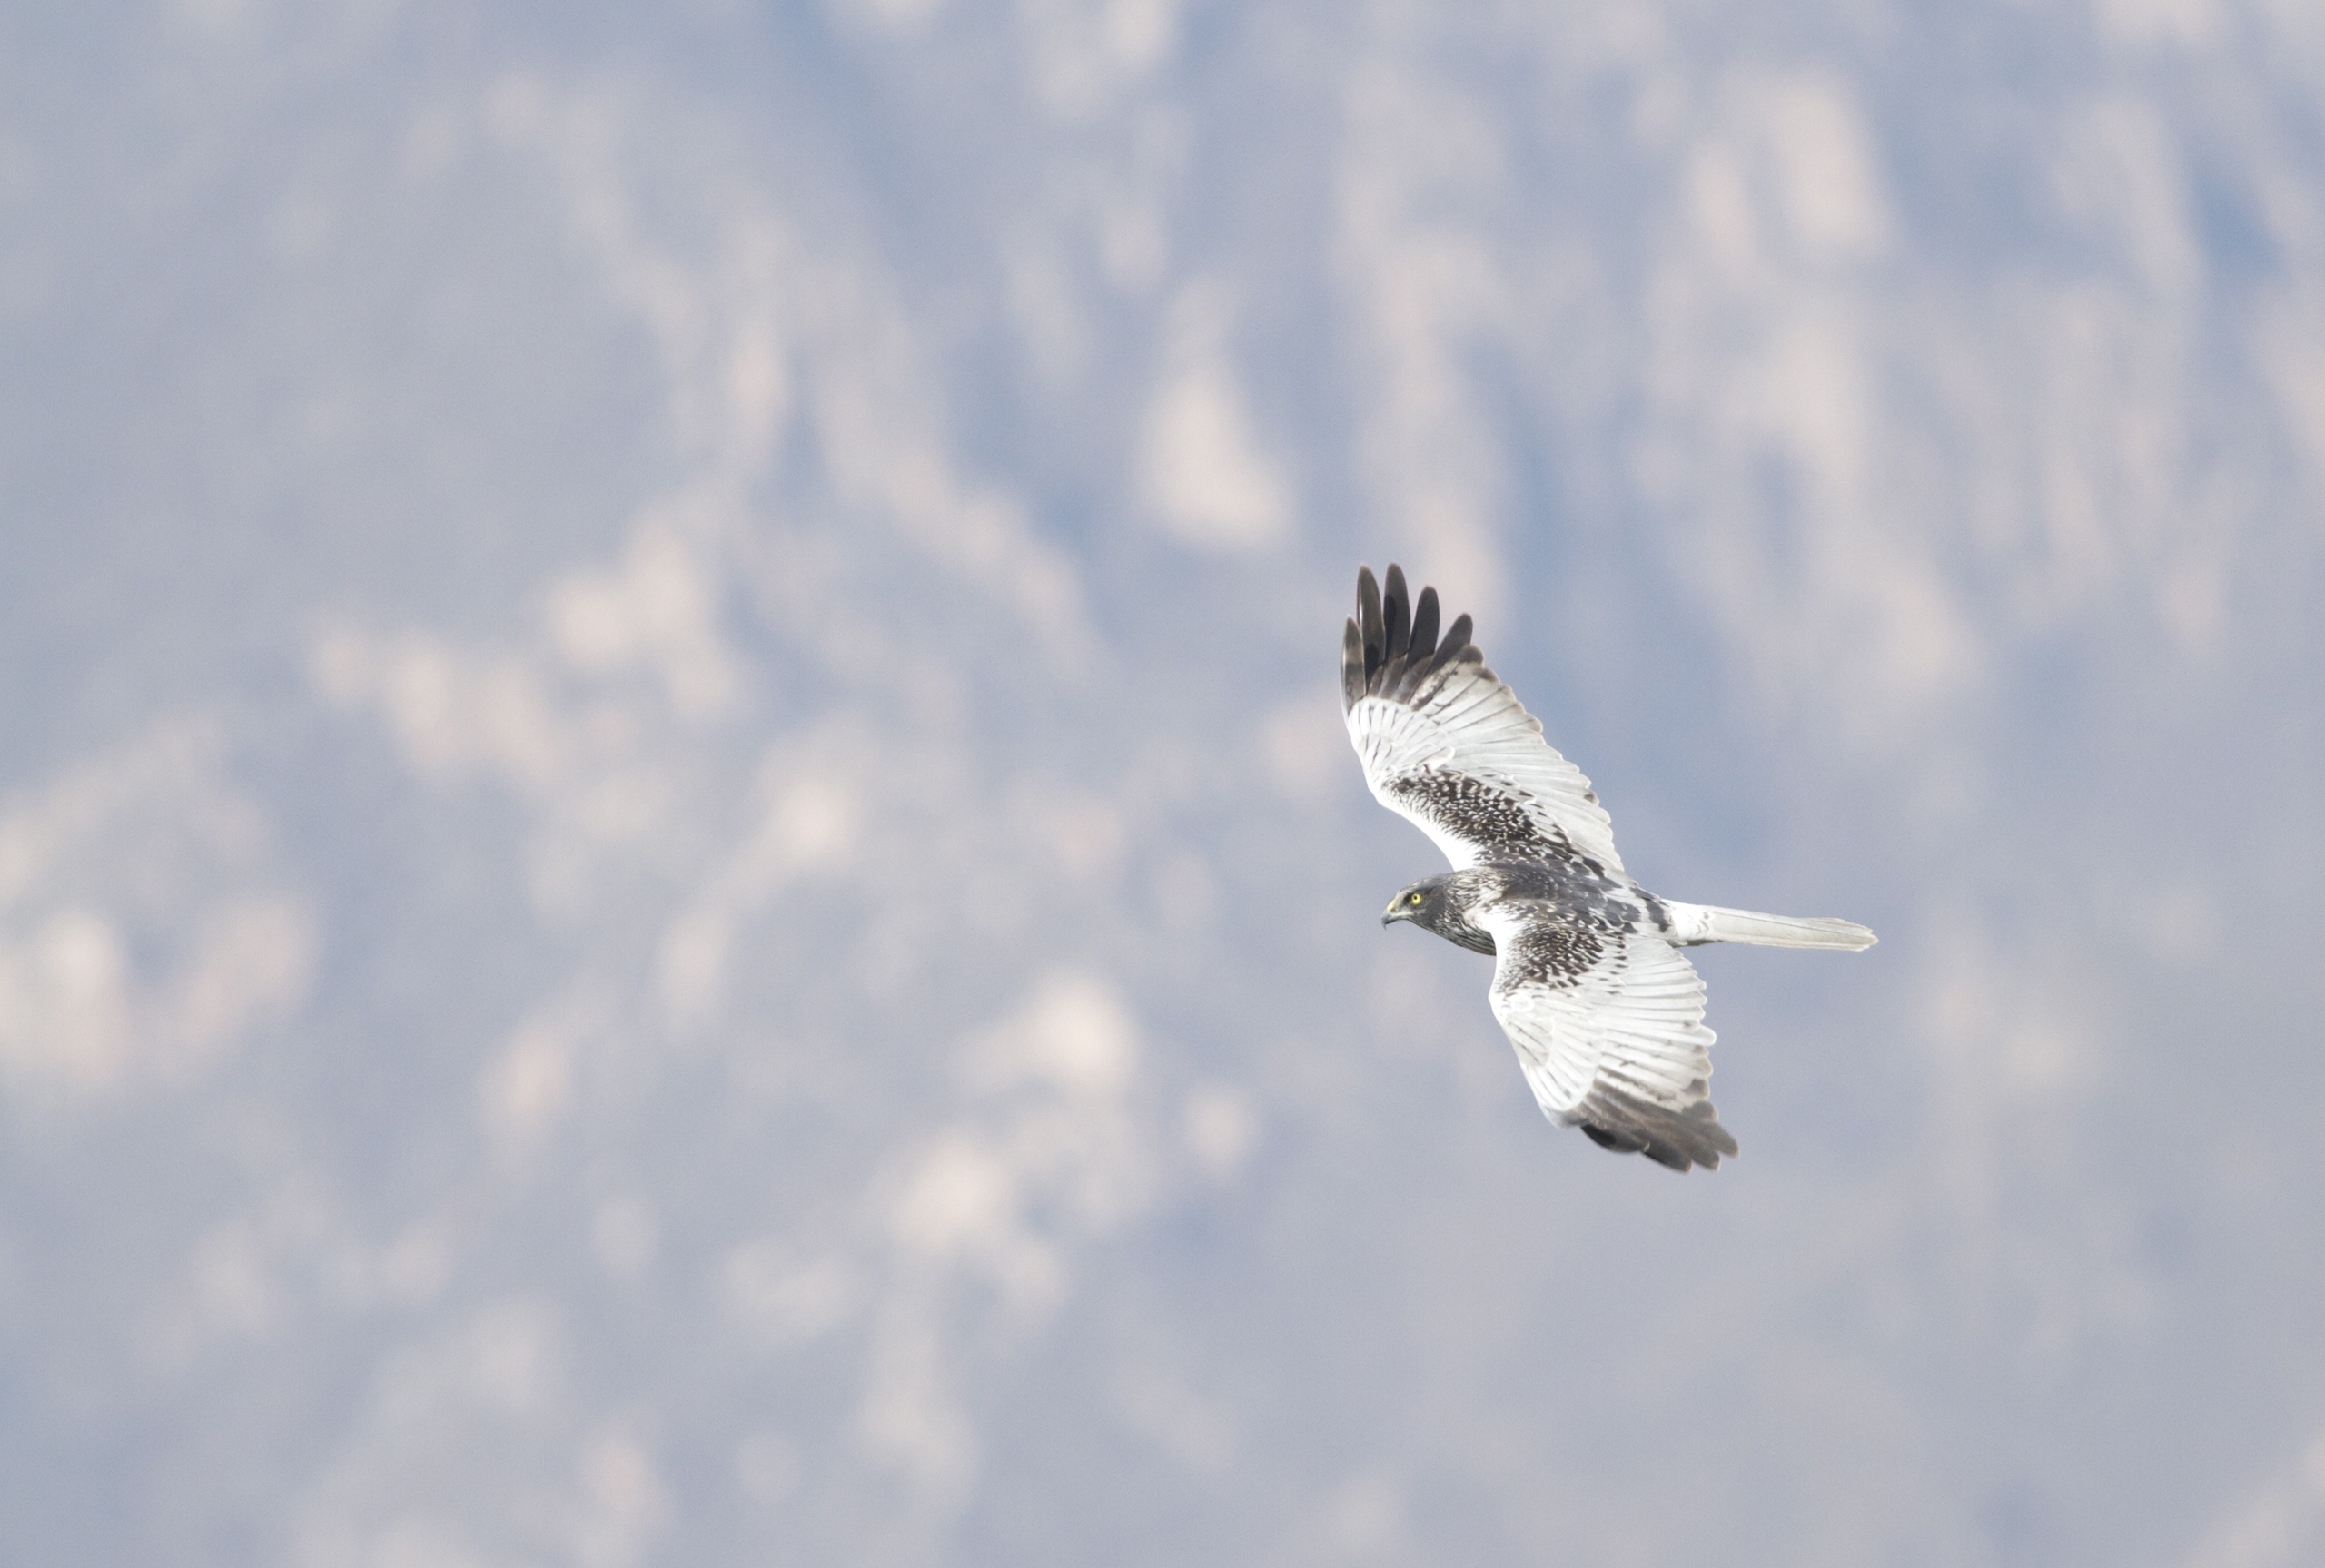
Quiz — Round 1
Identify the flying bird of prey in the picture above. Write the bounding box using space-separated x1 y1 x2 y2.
1342 564 1875 1172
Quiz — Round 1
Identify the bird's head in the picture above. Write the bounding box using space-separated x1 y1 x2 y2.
1382 875 1454 931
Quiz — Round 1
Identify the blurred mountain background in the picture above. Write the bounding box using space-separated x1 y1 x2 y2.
4 2 2322 1564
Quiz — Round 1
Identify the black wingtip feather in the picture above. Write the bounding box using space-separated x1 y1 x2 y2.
1382 564 1410 661
1578 1087 1738 1173
1582 1125 1644 1154
1351 569 1482 705
1409 587 1440 662
1357 567 1384 681
1413 611 1471 691
1340 618 1366 711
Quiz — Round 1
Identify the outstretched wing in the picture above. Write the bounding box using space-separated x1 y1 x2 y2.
1341 564 1624 874
1480 902 1737 1172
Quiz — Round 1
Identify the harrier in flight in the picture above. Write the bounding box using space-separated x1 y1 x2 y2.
1343 565 1874 1171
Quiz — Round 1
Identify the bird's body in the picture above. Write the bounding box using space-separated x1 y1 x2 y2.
1345 564 1874 1172
1387 861 1662 958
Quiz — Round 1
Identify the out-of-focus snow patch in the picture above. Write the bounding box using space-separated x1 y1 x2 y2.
1682 68 1893 276
146 1176 470 1372
2128 883 2223 967
1759 70 1895 264
656 724 878 1030
836 0 953 39
964 969 1141 1100
0 718 316 1108
489 68 1093 659
857 1295 980 1514
340 1517 494 1568
1913 914 2157 1366
2181 1429 2325 1568
338 1219 459 1313
887 1129 1071 1310
1137 281 1294 551
1181 1081 1259 1182
312 588 705 926
576 1424 668 1568
2095 0 2223 49
2251 280 2325 482
1923 925 2095 1109
590 1197 659 1281
1335 54 1510 627
2054 94 2203 298
294 1299 679 1568
1641 66 1986 746
174 1178 326 1346
1301 1468 1412 1563
1020 0 1187 120
546 524 743 721
1007 774 1128 884
171 0 260 35
407 1298 567 1420
312 626 579 795
480 991 601 1153
1003 228 1096 384
694 962 1260 1534
734 1428 801 1505
312 524 740 832
718 1242 863 1348
1113 1361 1235 1472
824 971 1165 1515
1261 696 1346 804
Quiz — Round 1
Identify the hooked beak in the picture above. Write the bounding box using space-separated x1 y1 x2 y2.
1381 902 1405 928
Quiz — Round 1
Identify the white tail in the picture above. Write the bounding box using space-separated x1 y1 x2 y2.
1676 903 1877 951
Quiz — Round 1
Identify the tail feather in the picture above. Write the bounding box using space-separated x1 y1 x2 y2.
1679 903 1877 951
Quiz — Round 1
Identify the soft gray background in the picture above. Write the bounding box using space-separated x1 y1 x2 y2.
4 2 2322 1564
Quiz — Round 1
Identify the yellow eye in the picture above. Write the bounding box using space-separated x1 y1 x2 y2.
1409 892 1423 904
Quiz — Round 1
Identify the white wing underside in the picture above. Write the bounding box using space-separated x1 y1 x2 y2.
1481 906 1715 1119
1345 661 1626 874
